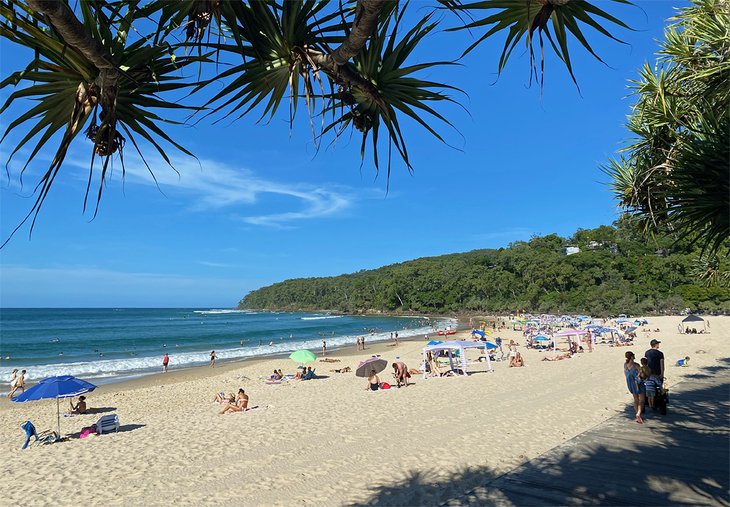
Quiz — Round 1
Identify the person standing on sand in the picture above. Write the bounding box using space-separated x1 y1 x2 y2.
362 335 366 350
644 339 664 409
624 351 645 424
585 330 593 352
162 353 170 373
394 332 399 346
356 336 362 351
322 340 327 357
209 350 217 368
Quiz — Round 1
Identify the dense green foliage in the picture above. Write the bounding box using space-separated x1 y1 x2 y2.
239 221 730 316
605 0 729 254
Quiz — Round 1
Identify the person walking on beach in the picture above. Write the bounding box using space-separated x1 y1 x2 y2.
394 332 399 346
322 340 327 357
162 353 170 373
209 350 217 368
495 337 504 360
6 369 18 398
8 369 26 398
624 351 645 424
644 339 665 409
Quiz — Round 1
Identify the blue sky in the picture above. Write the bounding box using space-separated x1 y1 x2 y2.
0 2 683 308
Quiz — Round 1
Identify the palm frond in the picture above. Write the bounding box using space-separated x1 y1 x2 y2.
0 0 206 244
443 0 634 87
322 7 464 178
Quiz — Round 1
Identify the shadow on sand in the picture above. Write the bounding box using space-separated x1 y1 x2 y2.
351 360 730 506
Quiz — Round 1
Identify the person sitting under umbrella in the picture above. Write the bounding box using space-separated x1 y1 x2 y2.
68 396 87 415
365 370 381 391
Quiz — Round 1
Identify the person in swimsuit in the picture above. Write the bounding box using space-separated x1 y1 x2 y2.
392 361 410 387
542 352 573 361
219 389 249 414
209 351 217 368
8 369 26 398
162 353 170 373
624 351 646 424
7 369 17 398
69 395 87 414
366 370 380 391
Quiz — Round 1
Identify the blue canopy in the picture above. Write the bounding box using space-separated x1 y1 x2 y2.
12 375 96 402
427 340 443 346
533 335 550 342
471 329 486 338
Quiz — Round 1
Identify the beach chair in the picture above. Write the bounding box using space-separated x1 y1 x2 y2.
20 420 58 449
96 414 120 434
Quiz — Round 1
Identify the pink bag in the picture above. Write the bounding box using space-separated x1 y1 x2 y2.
79 425 97 439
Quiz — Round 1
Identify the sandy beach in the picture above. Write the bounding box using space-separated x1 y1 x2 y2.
0 315 727 506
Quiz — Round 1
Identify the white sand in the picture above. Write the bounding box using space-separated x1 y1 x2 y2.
0 315 727 506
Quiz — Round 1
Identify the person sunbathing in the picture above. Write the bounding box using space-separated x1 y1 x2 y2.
509 352 525 367
300 367 315 380
365 370 381 391
219 389 249 414
542 352 573 361
214 392 235 404
320 358 340 363
425 352 445 377
330 366 351 373
68 396 87 414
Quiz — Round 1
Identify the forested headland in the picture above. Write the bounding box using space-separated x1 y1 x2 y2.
239 221 729 316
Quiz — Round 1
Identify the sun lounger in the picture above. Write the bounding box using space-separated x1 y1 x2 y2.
96 414 120 434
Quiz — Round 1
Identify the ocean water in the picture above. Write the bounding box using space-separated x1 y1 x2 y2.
0 308 450 389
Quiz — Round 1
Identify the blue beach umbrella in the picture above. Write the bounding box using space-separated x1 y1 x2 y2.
427 340 443 346
12 375 97 438
534 335 551 341
485 342 498 349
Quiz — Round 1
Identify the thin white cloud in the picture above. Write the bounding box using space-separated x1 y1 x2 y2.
57 151 354 227
197 261 232 268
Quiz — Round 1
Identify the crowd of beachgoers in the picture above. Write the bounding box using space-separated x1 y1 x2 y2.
1 314 724 506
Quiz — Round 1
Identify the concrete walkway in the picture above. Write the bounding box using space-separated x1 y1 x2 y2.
453 360 730 506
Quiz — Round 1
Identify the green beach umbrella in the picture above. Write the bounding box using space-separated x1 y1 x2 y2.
289 349 317 364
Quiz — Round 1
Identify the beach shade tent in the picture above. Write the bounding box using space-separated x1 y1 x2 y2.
289 349 317 364
471 329 486 339
427 340 443 346
553 329 587 351
11 375 97 439
355 356 388 378
681 315 706 332
421 340 493 378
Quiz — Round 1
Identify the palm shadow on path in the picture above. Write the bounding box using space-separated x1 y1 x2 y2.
351 360 730 506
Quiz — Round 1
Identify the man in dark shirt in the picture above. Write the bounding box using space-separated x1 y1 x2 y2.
644 339 665 409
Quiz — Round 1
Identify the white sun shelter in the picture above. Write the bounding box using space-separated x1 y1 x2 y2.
422 340 493 378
